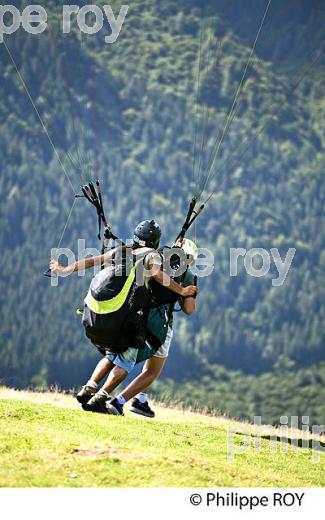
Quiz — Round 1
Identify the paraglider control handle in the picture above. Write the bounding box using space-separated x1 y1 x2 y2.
43 268 56 278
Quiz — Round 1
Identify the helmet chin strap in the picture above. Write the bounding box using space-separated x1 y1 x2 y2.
133 236 147 247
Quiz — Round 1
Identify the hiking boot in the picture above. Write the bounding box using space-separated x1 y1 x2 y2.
107 397 124 416
76 384 97 406
130 398 155 418
84 392 110 414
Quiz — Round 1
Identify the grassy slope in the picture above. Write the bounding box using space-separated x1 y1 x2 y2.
0 388 324 488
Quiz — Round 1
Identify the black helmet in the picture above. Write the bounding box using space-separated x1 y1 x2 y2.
133 220 161 249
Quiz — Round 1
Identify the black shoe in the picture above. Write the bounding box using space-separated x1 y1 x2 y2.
107 397 124 416
84 392 110 414
130 398 155 418
76 384 97 406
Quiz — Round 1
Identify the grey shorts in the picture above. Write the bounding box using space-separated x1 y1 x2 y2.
153 327 173 358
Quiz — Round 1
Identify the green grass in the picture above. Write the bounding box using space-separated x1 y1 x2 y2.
0 387 324 487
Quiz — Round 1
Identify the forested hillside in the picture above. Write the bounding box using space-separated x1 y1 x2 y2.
0 0 324 424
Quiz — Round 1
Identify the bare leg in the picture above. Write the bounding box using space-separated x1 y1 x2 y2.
121 357 166 402
101 365 128 395
77 357 114 407
90 358 114 384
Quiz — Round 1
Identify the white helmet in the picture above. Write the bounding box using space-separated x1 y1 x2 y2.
176 238 198 265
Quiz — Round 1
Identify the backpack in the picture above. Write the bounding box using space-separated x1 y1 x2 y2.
82 246 154 354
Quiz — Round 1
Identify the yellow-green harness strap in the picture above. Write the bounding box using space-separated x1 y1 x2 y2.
84 259 142 315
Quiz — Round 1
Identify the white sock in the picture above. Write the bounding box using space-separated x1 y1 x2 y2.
117 395 126 406
87 380 98 389
98 389 110 398
137 392 148 404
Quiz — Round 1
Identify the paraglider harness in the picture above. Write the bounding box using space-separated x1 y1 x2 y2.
56 184 203 356
79 184 163 355
83 244 157 354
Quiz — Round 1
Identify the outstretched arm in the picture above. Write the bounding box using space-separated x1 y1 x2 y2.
49 248 115 276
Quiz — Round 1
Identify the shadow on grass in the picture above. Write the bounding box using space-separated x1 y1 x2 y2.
235 431 325 453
